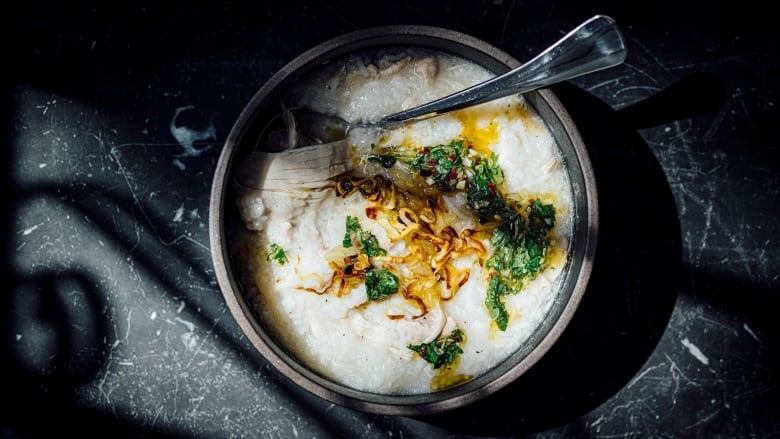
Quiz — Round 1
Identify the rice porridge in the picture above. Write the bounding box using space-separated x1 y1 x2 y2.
230 48 573 395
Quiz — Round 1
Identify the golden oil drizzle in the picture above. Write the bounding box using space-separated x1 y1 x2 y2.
431 355 473 390
455 107 499 155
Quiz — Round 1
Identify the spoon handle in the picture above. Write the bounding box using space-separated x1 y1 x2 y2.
381 15 627 124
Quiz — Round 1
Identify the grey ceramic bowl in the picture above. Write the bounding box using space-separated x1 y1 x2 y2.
209 25 598 416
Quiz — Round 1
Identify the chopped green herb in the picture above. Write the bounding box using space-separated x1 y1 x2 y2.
343 215 359 248
407 329 465 369
365 268 399 301
484 199 556 330
366 144 406 169
466 152 505 221
485 275 509 331
266 243 288 265
410 139 467 192
367 153 397 168
381 138 506 221
343 215 387 257
342 216 396 300
486 199 556 286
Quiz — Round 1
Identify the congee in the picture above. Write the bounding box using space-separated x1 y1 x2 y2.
230 47 573 395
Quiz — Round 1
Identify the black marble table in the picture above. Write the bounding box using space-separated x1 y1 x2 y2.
4 1 778 437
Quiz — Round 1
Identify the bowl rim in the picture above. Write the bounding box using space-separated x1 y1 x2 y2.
209 24 598 416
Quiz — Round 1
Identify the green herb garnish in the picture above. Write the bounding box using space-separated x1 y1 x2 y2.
343 215 387 257
266 243 288 265
407 329 466 369
483 199 556 330
342 216 397 300
366 144 403 168
374 138 507 221
376 137 557 331
365 268 399 301
485 199 556 286
367 153 398 168
485 275 510 331
466 152 505 221
410 139 467 191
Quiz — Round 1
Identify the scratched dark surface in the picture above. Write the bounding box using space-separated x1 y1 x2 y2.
3 1 778 438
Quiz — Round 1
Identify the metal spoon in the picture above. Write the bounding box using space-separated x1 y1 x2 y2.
294 14 627 143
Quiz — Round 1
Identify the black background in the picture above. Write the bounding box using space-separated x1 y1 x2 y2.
4 1 778 438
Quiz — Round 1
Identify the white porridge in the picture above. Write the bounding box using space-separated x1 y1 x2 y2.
230 48 573 395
